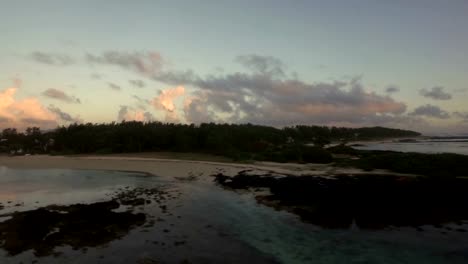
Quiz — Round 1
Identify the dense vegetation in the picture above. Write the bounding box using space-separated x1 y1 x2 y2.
0 122 419 162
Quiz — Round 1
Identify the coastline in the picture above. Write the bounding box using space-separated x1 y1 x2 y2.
0 154 409 179
2 154 468 263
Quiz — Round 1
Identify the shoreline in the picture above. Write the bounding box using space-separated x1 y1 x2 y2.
0 154 416 179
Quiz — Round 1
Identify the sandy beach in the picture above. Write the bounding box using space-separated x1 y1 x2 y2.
0 154 401 180
0 155 307 178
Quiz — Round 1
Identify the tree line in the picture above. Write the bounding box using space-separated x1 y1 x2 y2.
0 122 420 162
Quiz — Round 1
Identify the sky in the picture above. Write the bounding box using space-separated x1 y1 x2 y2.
1 0 468 134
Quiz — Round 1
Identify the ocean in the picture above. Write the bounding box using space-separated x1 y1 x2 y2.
353 137 468 155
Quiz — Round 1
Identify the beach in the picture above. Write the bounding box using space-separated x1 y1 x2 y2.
0 154 407 180
1 154 468 264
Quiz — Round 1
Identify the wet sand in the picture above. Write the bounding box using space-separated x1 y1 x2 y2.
0 154 406 180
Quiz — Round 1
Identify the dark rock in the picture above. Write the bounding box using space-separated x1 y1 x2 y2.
120 198 146 206
214 172 468 229
0 200 146 256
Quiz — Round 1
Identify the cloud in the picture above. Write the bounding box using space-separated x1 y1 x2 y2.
150 86 185 123
108 83 121 91
0 116 10 123
454 111 468 122
93 53 405 127
86 51 164 76
409 104 450 119
152 86 185 112
133 95 150 105
29 51 74 66
30 50 421 128
144 112 155 121
117 105 154 122
129 79 145 88
183 95 217 124
420 86 452 100
159 68 407 126
132 95 150 110
117 106 129 121
42 88 81 104
385 85 400 94
235 54 286 77
81 52 411 127
0 85 58 130
47 105 83 123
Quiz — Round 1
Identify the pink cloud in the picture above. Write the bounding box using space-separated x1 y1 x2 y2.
152 86 185 112
0 84 58 130
151 86 185 122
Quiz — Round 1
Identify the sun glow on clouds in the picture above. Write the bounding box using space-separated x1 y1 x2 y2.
123 110 146 122
153 86 185 112
151 86 185 122
0 84 58 130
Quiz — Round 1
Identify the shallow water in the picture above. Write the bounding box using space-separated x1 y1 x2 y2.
0 167 467 263
354 138 468 155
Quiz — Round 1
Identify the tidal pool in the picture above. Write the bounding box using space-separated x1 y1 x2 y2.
0 167 467 264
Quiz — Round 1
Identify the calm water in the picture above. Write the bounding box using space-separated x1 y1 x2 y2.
1 167 467 264
354 138 468 155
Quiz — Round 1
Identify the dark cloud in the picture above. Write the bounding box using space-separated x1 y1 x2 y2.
117 105 154 122
409 104 450 119
30 52 74 66
151 67 407 126
86 51 163 75
132 95 150 104
385 85 400 94
42 88 81 104
80 52 410 127
454 111 468 122
117 106 130 121
155 70 197 85
49 51 411 128
108 83 121 91
144 112 155 121
132 95 150 110
183 96 217 124
235 54 286 77
129 79 145 88
47 105 82 123
0 116 10 123
420 86 452 100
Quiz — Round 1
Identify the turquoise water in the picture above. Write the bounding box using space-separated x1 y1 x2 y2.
0 168 467 263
